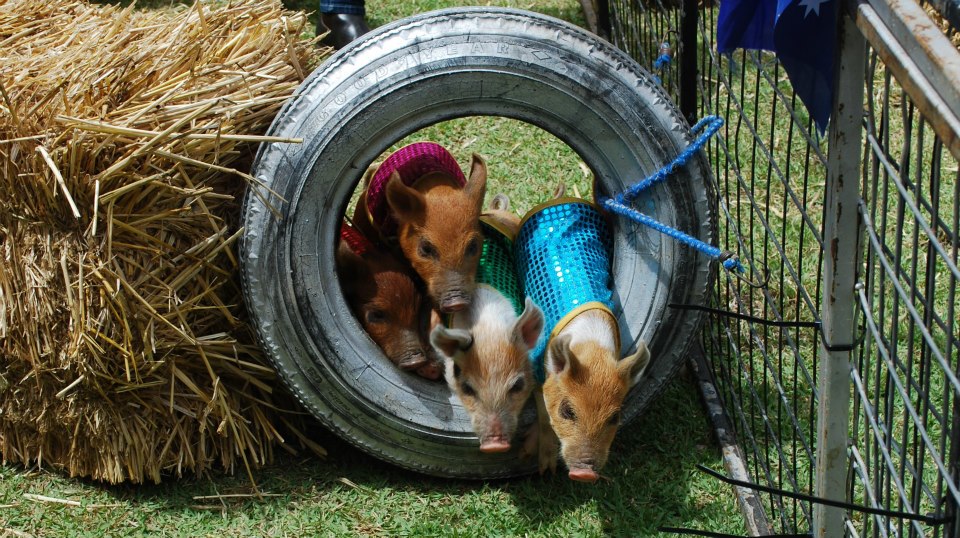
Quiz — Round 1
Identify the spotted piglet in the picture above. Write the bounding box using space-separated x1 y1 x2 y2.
430 196 544 453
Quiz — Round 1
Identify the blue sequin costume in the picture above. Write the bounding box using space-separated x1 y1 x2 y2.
514 199 617 383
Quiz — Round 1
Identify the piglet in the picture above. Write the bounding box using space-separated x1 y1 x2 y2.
430 195 544 453
541 320 648 481
516 198 649 482
386 155 487 313
337 225 441 380
352 143 487 314
431 294 544 452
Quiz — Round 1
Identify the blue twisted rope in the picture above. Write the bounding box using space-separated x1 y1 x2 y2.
616 115 724 204
653 52 672 70
600 115 744 273
603 197 741 272
652 41 672 86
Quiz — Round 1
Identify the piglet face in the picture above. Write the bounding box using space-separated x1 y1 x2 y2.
386 155 488 313
337 243 439 380
431 297 544 453
542 337 649 482
406 224 483 313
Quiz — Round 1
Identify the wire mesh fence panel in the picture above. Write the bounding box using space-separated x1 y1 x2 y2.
605 1 960 536
695 4 826 534
850 25 960 537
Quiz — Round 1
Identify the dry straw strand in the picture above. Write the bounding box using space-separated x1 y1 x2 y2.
0 0 330 484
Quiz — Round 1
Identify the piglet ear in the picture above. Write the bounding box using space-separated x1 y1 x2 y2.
465 153 488 208
335 241 371 289
361 162 378 188
429 325 473 361
515 298 544 351
545 334 578 378
490 193 510 212
618 340 650 387
386 171 425 222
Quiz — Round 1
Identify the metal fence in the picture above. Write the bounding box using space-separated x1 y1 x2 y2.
601 1 960 536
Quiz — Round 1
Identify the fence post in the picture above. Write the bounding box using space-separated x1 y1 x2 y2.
814 4 866 538
595 0 611 41
679 0 698 124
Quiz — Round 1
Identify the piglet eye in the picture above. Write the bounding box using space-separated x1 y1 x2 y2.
461 382 477 397
509 378 526 394
607 411 621 426
365 309 387 324
559 400 576 421
418 240 439 260
464 237 480 258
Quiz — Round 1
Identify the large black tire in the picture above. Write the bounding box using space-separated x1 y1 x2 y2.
241 7 715 478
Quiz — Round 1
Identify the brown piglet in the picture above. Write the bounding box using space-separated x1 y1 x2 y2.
385 154 487 313
336 236 441 381
516 197 650 482
541 319 649 482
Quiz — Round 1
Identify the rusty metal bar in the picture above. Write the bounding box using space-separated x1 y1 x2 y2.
869 0 960 112
855 0 960 160
814 4 867 538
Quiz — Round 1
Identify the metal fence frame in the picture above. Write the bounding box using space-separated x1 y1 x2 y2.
601 1 960 536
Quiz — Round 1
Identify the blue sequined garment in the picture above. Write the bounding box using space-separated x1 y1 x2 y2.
515 199 615 382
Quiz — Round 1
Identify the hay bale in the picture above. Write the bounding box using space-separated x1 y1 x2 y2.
0 0 328 484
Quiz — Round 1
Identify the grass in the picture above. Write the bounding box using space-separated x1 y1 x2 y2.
1 378 745 537
0 0 749 536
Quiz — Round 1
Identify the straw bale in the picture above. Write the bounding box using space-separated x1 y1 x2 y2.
0 0 329 484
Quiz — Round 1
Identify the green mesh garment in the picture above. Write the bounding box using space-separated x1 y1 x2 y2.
477 219 523 315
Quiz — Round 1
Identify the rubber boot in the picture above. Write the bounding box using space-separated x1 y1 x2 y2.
317 13 370 50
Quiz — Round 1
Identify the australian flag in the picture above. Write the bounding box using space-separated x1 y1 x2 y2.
717 0 837 134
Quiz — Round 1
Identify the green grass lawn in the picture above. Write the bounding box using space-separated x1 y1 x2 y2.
1 379 743 537
1 0 748 536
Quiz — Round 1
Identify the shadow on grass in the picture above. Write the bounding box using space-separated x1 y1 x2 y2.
119 375 726 532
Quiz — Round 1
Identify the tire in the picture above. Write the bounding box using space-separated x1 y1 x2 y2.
241 7 716 478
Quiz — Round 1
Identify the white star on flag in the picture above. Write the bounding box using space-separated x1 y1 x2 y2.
798 0 830 17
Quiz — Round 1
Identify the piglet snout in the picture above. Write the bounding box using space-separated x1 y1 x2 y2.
568 466 599 483
568 458 599 483
439 293 471 313
479 439 512 453
398 350 443 381
398 351 427 370
415 361 442 380
478 417 511 453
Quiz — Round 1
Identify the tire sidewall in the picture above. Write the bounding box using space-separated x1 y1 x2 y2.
241 7 715 478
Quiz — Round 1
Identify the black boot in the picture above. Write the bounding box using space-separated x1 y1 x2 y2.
317 13 370 50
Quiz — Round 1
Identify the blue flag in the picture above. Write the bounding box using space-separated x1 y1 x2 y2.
717 0 837 134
